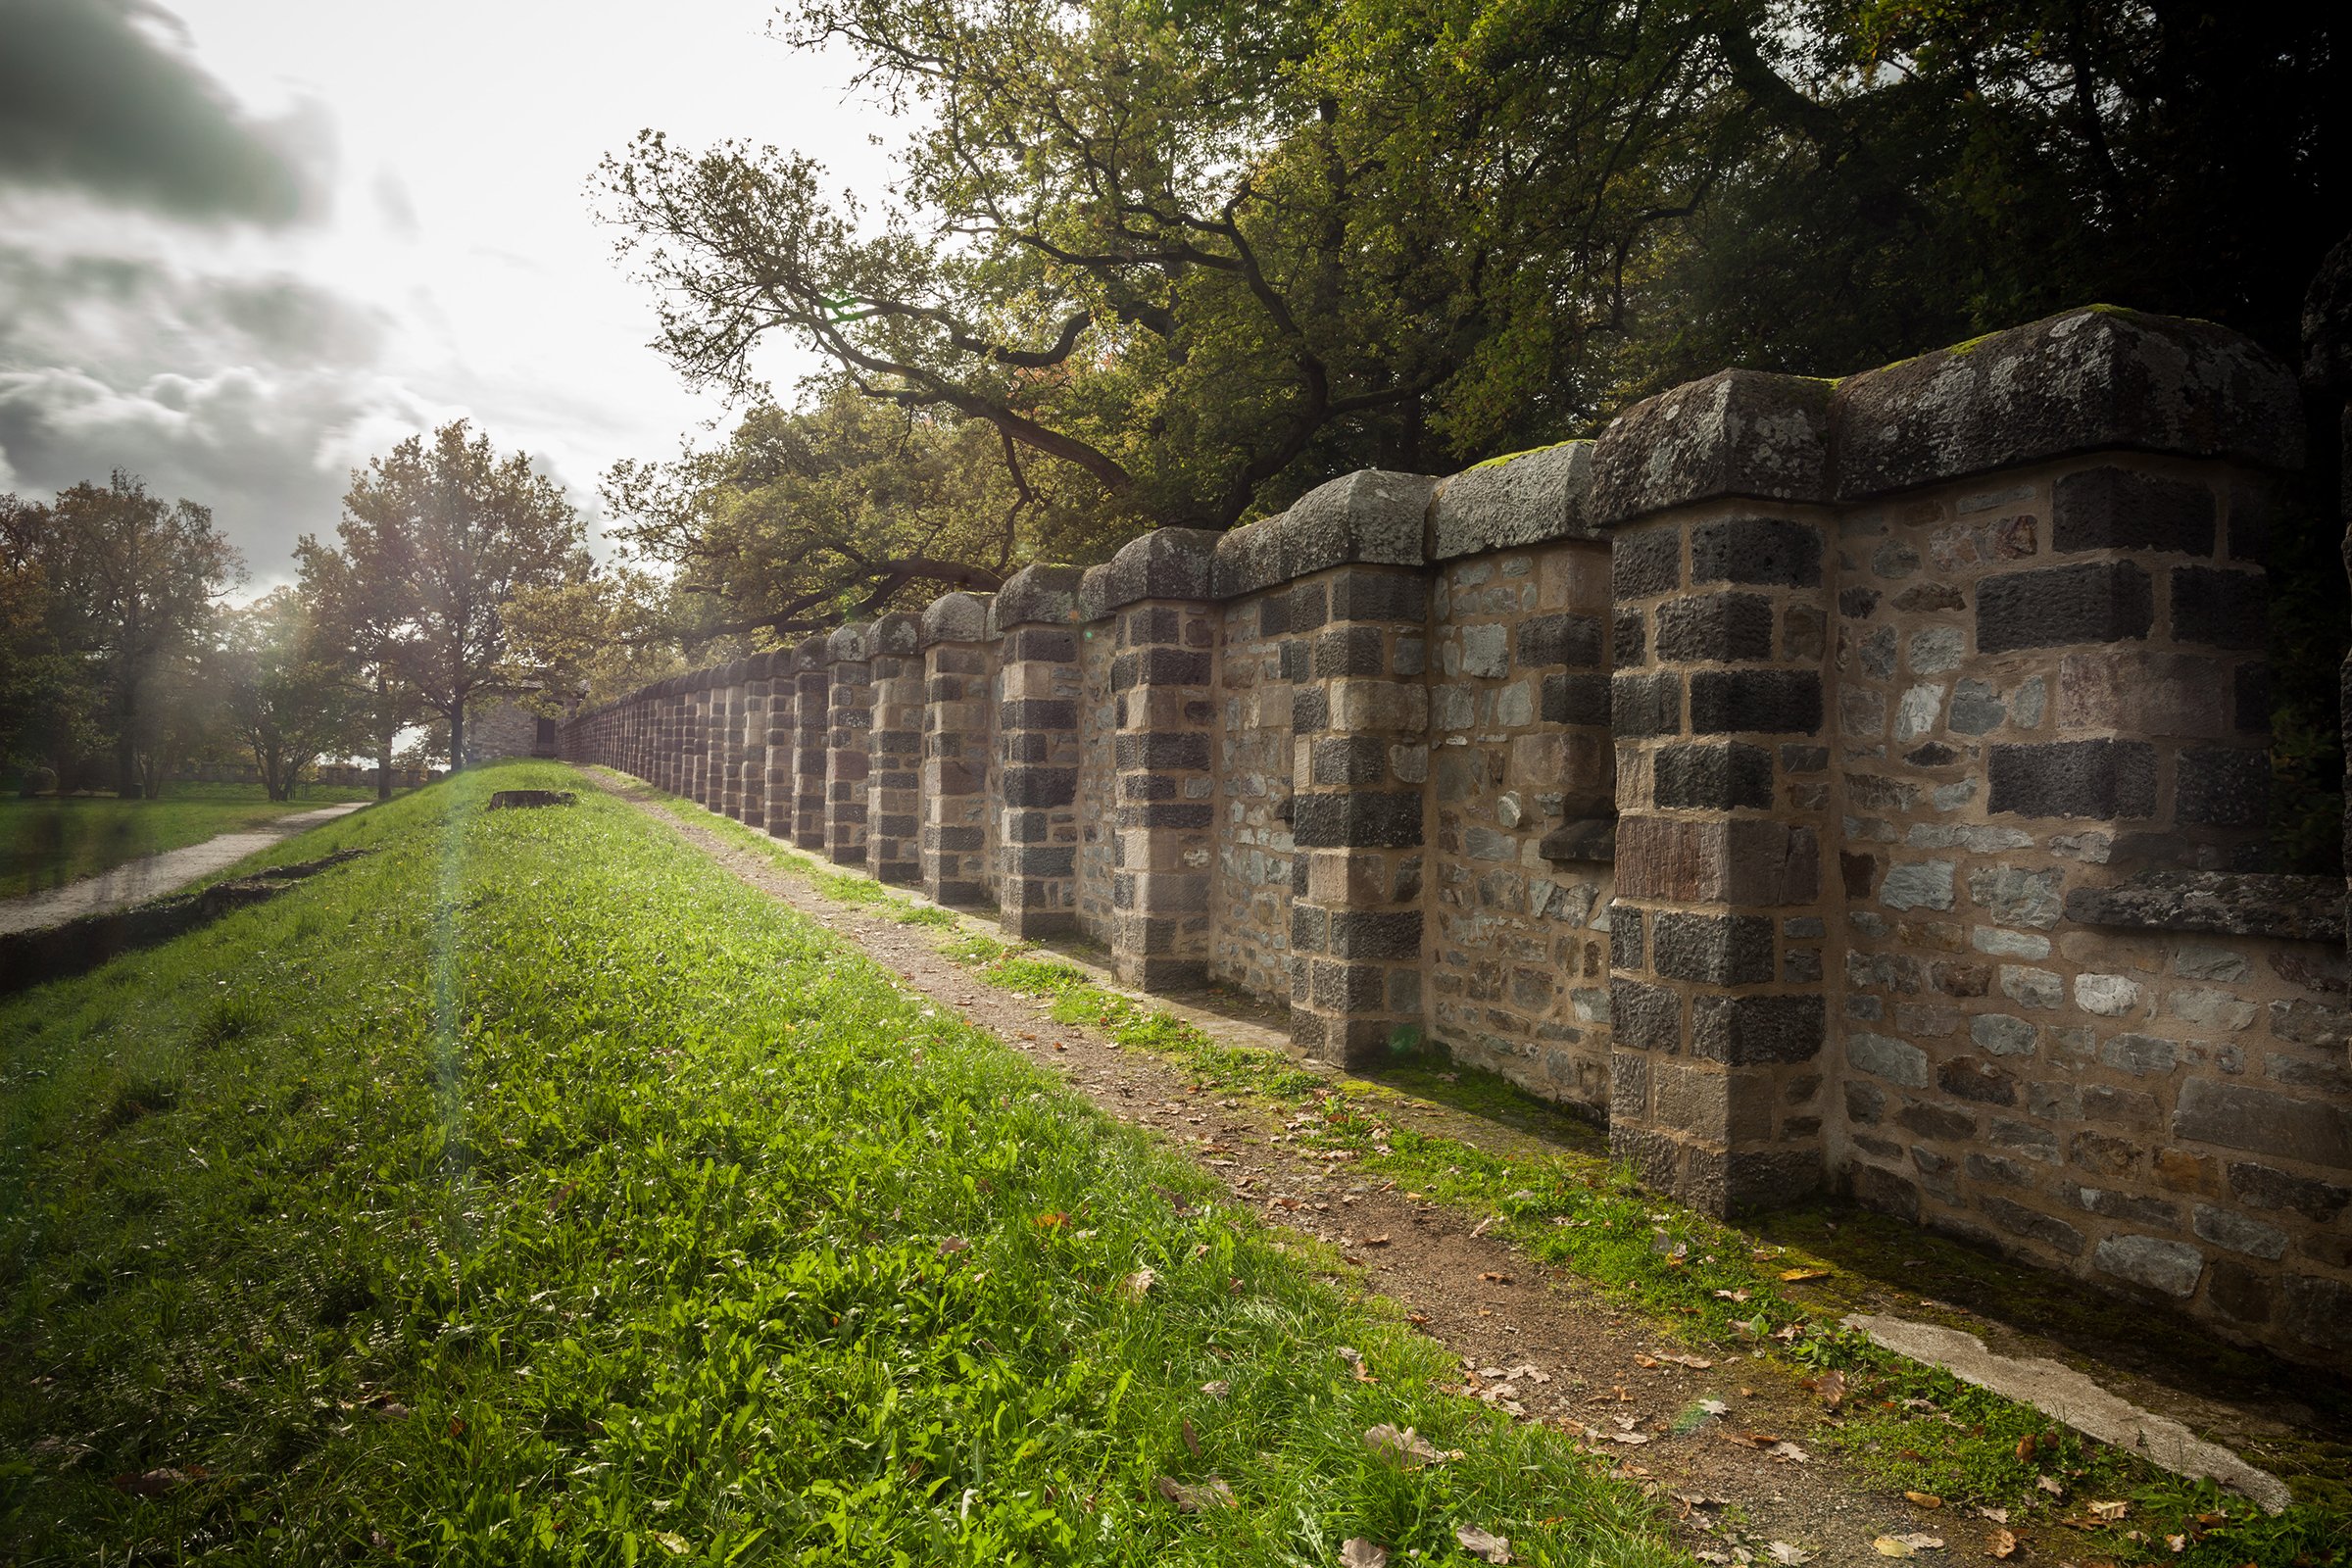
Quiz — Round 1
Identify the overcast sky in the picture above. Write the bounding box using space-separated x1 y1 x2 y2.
0 0 898 588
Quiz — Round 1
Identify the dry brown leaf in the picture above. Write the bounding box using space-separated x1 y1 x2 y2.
1363 1423 1450 1469
1989 1529 2018 1559
1035 1212 1066 1229
2015 1436 2036 1462
1200 1379 1231 1399
1181 1419 1201 1458
938 1236 970 1257
1659 1352 1715 1369
1780 1266 1832 1282
1363 1234 1392 1247
2088 1500 2130 1521
1480 1271 1514 1284
1905 1492 1943 1510
1120 1267 1157 1299
1816 1370 1847 1411
1154 1476 1236 1512
1340 1541 1390 1568
1454 1524 1513 1563
1634 1354 1661 1368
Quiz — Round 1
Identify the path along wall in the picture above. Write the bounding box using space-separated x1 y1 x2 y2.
561 307 2350 1367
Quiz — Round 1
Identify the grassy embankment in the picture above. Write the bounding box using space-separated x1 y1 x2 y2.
644 780 2352 1568
1 760 1685 1565
0 781 379 897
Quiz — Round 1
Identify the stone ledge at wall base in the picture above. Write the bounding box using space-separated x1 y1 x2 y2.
557 303 2352 1370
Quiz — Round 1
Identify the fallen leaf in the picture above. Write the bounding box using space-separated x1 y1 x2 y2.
1121 1267 1157 1299
1875 1535 1943 1556
1815 1370 1847 1411
1405 1311 1431 1326
1906 1492 1944 1510
1341 1541 1390 1568
651 1532 693 1556
2036 1476 2065 1497
1876 1538 1917 1558
1154 1475 1236 1512
1780 1266 1831 1282
1714 1288 1752 1303
1480 1271 1514 1284
2015 1436 2036 1462
1454 1524 1513 1563
1035 1212 1066 1229
2088 1500 2129 1521
1697 1398 1730 1416
1363 1234 1392 1247
1611 1431 1652 1446
1200 1379 1231 1398
1181 1418 1200 1457
1768 1441 1810 1462
1978 1508 2010 1526
2166 1535 2186 1553
1635 1354 1661 1368
1660 1352 1715 1369
1767 1543 1814 1565
1989 1529 2018 1559
110 1468 194 1497
1363 1423 1450 1469
938 1236 970 1257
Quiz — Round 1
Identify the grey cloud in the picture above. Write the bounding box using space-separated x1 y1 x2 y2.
0 0 328 224
0 242 429 573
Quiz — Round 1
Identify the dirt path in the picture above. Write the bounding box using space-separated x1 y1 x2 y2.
0 802 368 937
601 779 2041 1568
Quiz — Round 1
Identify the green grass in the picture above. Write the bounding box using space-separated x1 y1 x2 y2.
630 784 2351 1568
0 781 380 897
2 762 1687 1565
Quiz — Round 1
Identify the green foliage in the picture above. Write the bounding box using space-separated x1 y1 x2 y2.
1 763 1687 1563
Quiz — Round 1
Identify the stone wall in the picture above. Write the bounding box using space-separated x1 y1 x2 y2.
564 306 2348 1368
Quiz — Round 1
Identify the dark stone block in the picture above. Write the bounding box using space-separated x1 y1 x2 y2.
1001 765 1078 808
2171 567 2266 650
1258 591 1292 637
1133 646 1211 686
1690 516 1823 587
1280 638 1310 682
1612 670 1682 737
1543 672 1612 727
1977 561 2154 652
2227 479 2276 562
1690 993 1823 1064
2227 1161 2351 1223
1652 911 1775 986
2176 746 2268 828
2063 868 2345 942
1656 592 1775 662
1840 586 1881 618
1613 527 1681 598
1904 742 1961 767
1851 1162 1921 1223
2205 1259 2273 1325
1118 771 1176 801
1979 1196 2086 1257
2174 1081 2352 1167
1310 736 1389 786
1987 739 2157 819
1937 1056 2018 1105
1655 742 1774 810
1609 976 1682 1051
1610 906 1644 969
1120 603 1181 647
1613 605 1646 666
2052 467 2216 555
1004 626 1078 662
1610 1051 1648 1119
1329 568 1426 623
1007 845 1075 877
1726 1150 1824 1215
1330 909 1423 960
1689 669 1822 735
1000 699 1077 733
1308 958 1387 1011
1291 687 1330 733
1290 581 1328 632
1114 803 1214 830
2280 1274 2352 1351
1313 625 1387 678
1290 904 1328 952
1114 732 1209 772
1898 1101 1977 1140
1537 817 1615 863
1517 612 1605 669
1290 791 1423 849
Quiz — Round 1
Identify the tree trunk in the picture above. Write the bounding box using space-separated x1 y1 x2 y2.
449 703 466 771
376 732 393 800
116 729 138 800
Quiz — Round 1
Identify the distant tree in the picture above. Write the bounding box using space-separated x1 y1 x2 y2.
42 473 241 797
208 587 352 802
501 564 696 707
0 493 90 787
318 421 590 767
295 533 425 801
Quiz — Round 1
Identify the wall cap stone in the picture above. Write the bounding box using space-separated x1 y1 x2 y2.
825 623 871 662
1211 468 1436 597
2063 868 2345 944
871 612 921 657
1832 307 2304 500
989 564 1087 632
1080 526 1221 620
1591 369 1835 529
920 591 993 645
1430 440 1597 560
795 632 831 669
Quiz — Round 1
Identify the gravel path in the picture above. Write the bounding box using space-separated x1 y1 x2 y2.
0 802 368 936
